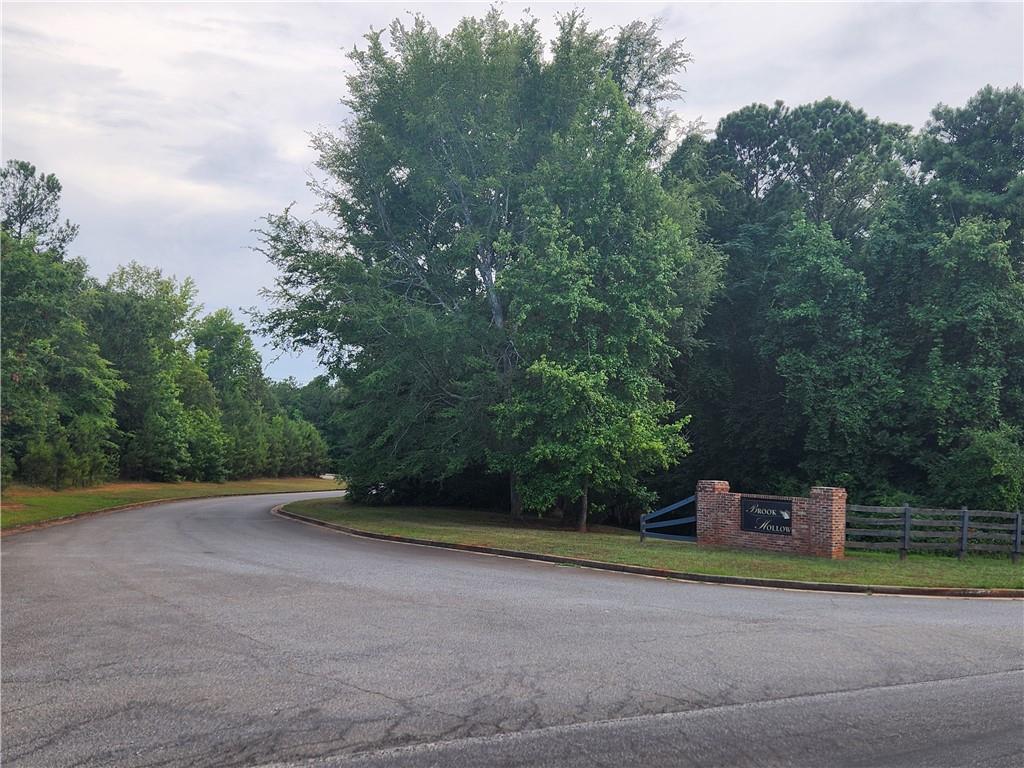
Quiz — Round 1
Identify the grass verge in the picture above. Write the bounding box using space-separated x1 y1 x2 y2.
2 477 341 529
285 499 1023 590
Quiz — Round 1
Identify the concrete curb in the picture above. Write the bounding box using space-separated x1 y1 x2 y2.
273 504 1024 600
2 488 344 537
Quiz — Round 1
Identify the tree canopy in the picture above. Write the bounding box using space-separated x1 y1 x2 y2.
1 159 80 257
4 11 1020 517
663 83 1024 510
257 11 720 528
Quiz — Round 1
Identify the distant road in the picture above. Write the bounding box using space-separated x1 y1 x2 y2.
2 492 1022 767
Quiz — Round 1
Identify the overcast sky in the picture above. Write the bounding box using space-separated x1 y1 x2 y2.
4 1 1022 382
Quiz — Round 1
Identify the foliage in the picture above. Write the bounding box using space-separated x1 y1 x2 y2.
4 17 1020 517
1 232 121 488
1 162 330 488
663 84 1023 509
256 10 717 527
270 376 348 470
91 264 195 480
494 78 713 526
193 309 328 479
760 214 901 488
917 84 1024 263
1 159 80 257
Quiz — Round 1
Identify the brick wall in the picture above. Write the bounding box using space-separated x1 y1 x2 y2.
696 480 846 559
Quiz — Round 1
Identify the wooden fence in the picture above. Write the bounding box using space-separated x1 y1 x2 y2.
846 504 1022 561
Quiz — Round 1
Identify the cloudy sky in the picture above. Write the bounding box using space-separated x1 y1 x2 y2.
4 1 1022 382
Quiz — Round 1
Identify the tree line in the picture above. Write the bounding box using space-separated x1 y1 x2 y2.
258 10 1023 526
659 84 1023 514
1 160 331 488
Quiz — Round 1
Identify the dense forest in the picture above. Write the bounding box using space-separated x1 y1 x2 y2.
658 83 1023 513
1 160 332 488
258 11 1023 526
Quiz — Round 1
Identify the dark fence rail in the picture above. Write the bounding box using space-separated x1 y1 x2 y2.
846 503 1022 561
640 495 696 543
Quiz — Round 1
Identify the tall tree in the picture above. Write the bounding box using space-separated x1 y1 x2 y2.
192 309 273 478
778 98 907 241
917 84 1024 264
270 376 348 471
175 349 228 482
760 214 901 491
91 264 196 480
257 10 717 517
495 78 715 528
661 103 804 493
1 159 80 257
906 217 1024 508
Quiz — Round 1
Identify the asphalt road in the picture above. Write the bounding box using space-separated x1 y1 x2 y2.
2 492 1022 768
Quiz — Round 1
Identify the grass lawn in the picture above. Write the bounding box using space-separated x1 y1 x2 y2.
286 499 1023 590
2 477 341 529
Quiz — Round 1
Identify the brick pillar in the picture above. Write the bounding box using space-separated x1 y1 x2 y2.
697 480 730 494
696 480 732 546
808 486 847 558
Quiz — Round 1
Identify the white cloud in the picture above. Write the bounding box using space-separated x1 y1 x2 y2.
3 1 1022 381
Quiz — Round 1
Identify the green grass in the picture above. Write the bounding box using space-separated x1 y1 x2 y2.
1 477 341 529
286 499 1023 590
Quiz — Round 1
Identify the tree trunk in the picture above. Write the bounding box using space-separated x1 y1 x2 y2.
477 247 505 329
510 471 523 521
577 478 589 533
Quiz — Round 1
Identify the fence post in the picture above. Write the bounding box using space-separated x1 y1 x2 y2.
900 503 911 561
1013 511 1021 565
640 516 646 544
958 506 969 560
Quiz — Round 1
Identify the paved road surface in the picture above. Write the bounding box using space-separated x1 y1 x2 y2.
2 492 1022 767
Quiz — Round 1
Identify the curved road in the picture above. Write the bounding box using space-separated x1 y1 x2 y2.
2 492 1022 767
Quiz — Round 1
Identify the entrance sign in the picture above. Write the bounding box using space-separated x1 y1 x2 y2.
740 497 792 535
696 481 846 558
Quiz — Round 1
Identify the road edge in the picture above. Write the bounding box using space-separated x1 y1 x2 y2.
1 488 344 537
272 504 1024 599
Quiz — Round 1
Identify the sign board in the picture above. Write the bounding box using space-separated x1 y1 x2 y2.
740 497 792 535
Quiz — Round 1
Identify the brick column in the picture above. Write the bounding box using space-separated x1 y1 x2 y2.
696 480 733 547
808 486 847 558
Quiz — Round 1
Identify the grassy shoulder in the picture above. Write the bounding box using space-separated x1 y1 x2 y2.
286 499 1023 590
2 477 341 529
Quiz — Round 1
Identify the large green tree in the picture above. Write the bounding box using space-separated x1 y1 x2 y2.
904 217 1024 508
258 10 718 521
270 376 349 472
495 78 715 528
760 214 901 491
1 158 330 487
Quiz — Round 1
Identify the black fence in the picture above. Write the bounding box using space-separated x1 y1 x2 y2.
846 504 1022 561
